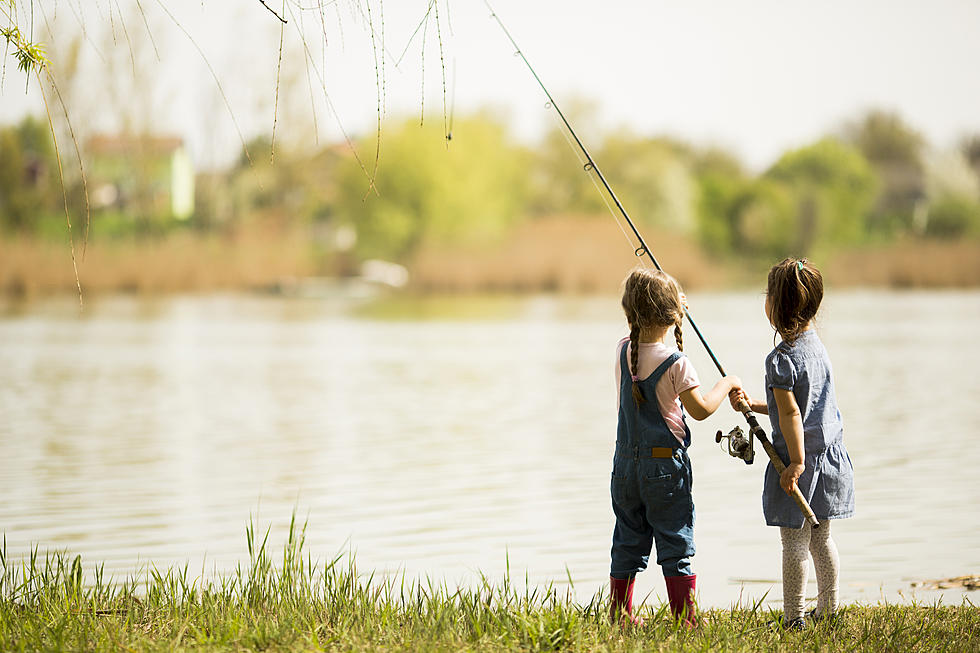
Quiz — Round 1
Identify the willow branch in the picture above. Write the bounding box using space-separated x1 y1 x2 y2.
259 0 288 24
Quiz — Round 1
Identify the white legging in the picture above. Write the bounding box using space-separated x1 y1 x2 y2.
780 521 839 620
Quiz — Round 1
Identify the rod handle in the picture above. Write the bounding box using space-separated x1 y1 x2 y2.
735 400 820 528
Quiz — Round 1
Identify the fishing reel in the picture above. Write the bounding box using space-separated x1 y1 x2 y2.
715 425 755 465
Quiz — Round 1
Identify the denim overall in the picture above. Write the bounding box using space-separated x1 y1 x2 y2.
610 346 695 579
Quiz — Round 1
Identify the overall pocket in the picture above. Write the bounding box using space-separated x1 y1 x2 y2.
639 457 687 510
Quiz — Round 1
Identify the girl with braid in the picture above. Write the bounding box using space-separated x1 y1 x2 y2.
730 258 855 629
609 267 741 627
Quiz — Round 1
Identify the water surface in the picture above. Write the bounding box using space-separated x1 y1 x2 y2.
1 290 977 608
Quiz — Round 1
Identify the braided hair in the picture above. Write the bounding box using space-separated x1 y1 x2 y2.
766 258 823 344
621 267 685 404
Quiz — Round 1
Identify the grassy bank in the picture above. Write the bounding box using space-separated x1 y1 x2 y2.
2 522 976 652
2 218 980 297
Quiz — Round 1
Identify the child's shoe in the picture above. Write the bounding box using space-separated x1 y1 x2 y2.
769 615 807 631
608 576 645 627
805 608 841 626
664 574 698 627
781 616 807 631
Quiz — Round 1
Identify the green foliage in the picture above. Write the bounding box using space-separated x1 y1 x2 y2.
0 117 60 232
844 110 925 235
694 150 749 254
962 134 980 178
926 194 980 239
765 137 878 253
595 132 696 231
529 133 605 217
0 25 49 76
336 116 530 261
728 178 797 258
693 139 877 259
530 120 695 232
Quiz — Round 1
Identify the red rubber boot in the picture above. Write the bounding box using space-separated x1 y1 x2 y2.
609 576 644 627
664 574 697 627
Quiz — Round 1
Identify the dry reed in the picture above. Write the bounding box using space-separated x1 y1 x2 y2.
0 227 317 297
3 219 979 298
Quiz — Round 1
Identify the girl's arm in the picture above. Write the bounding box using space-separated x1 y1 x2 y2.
679 376 741 421
772 387 805 495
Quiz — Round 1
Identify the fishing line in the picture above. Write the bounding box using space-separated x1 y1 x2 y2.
553 117 646 263
482 0 725 376
483 2 822 526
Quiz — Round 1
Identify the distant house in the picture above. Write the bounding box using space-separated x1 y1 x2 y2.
87 134 195 220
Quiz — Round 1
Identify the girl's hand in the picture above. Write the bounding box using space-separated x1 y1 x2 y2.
729 388 749 411
780 462 805 496
725 375 742 394
679 293 689 311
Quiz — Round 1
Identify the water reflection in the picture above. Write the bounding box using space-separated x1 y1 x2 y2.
0 291 977 607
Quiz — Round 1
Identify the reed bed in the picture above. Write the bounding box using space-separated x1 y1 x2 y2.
1 517 976 652
3 218 980 298
0 228 318 297
408 217 736 293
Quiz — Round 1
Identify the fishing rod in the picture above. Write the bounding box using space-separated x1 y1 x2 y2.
482 0 724 375
483 1 819 527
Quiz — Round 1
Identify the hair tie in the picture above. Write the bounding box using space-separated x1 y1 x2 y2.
631 375 639 382
797 260 804 271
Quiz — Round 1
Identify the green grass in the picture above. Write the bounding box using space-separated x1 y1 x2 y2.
1 517 977 652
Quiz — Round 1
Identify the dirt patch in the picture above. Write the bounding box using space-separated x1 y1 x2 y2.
911 576 980 591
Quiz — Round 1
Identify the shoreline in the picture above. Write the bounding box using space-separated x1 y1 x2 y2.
3 221 980 299
1 537 977 651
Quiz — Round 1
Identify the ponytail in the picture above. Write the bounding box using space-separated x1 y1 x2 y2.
767 258 823 343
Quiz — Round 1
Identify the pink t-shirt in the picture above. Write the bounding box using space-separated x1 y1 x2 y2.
615 337 701 445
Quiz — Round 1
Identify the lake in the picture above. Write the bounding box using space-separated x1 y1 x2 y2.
1 290 977 609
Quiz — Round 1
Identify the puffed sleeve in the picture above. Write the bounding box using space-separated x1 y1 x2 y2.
669 354 700 396
766 350 796 390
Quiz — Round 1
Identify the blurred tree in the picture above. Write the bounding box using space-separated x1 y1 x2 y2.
924 195 980 239
596 132 696 232
527 99 606 216
529 115 697 239
923 149 980 239
765 138 877 254
961 134 980 185
726 178 797 258
692 148 747 254
335 115 530 262
844 110 925 235
224 135 344 230
0 117 59 232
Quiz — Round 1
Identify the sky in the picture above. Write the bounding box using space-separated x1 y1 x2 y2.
1 0 979 171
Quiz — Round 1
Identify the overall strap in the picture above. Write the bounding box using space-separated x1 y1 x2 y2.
617 347 690 454
619 339 634 396
621 344 684 389
646 351 691 449
644 351 684 386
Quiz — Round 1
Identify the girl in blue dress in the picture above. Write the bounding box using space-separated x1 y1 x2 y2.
732 258 855 628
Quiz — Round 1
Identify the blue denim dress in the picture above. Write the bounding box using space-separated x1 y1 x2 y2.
610 346 695 578
763 330 856 528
